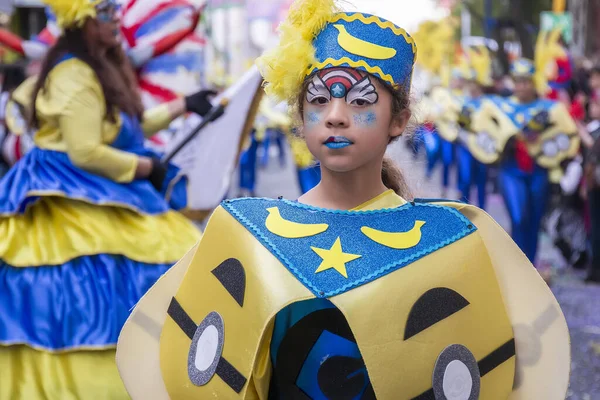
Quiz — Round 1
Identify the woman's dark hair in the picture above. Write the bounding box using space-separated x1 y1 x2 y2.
297 73 413 199
29 24 143 127
1 64 26 93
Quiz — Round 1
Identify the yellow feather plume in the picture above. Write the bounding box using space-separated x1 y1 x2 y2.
256 0 339 104
43 0 102 29
466 46 493 86
534 27 566 94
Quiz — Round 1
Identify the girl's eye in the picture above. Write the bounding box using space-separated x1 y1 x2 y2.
351 98 371 106
310 96 329 105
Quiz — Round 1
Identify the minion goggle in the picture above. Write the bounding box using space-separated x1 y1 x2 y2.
95 0 120 23
510 58 535 79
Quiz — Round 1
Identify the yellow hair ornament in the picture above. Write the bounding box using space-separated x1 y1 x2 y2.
256 0 339 104
43 0 102 29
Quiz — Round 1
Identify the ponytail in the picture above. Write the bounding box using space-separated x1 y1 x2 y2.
382 156 412 199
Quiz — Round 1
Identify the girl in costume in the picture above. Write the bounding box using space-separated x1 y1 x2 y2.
498 59 556 265
438 70 464 198
117 1 570 399
0 0 216 397
456 55 491 209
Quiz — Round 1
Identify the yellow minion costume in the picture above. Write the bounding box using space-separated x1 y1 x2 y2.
117 0 570 399
0 0 199 398
465 58 579 180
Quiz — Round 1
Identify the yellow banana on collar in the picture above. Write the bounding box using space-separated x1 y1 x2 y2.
361 220 425 249
265 207 329 238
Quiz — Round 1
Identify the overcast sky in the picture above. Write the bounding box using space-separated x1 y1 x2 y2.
343 0 448 32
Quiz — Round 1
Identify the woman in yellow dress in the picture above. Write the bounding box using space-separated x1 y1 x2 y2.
0 0 215 398
117 0 570 398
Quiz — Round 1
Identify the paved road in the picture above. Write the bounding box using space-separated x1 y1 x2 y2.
231 137 600 399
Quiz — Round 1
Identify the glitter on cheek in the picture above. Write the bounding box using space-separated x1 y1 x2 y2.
353 111 377 127
305 111 322 129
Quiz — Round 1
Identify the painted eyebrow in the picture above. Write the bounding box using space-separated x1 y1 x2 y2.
404 287 470 340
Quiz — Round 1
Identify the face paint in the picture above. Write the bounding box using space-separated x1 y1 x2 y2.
306 111 321 128
353 112 377 127
305 68 379 106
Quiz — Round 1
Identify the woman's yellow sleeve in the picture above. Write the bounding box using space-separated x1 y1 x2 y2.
141 103 173 137
59 85 139 183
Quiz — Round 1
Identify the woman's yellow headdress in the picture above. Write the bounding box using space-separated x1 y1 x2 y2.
42 0 104 29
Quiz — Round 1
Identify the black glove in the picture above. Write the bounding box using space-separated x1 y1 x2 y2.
149 157 168 192
185 90 218 117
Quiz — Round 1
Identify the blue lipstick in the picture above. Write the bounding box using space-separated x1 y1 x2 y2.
324 136 353 149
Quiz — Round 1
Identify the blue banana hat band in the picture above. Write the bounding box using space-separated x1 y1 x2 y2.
307 12 417 90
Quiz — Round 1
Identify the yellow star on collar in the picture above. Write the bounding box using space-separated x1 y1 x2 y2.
311 237 361 279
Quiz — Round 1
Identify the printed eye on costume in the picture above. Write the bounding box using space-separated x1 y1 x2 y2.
404 287 469 340
166 256 250 395
306 67 378 104
211 258 246 307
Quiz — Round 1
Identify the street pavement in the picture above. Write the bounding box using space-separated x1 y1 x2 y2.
231 137 600 399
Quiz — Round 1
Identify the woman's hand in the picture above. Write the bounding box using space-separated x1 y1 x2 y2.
135 156 167 191
184 89 218 117
135 156 153 179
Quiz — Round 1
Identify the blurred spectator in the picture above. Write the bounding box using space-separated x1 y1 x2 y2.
578 91 600 283
589 66 600 93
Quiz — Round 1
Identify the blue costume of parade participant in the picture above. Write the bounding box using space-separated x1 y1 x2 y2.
456 59 491 209
433 68 466 196
421 122 441 179
498 59 559 264
239 128 261 196
457 105 488 208
261 128 287 168
0 0 216 397
240 98 321 195
117 1 570 399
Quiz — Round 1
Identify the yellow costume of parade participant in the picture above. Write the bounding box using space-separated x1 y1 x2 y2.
466 59 579 181
117 0 569 398
0 0 200 398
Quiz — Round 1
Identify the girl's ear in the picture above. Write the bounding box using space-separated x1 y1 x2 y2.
390 109 411 138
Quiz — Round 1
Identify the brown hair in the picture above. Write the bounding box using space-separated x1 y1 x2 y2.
29 22 143 127
297 73 413 199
